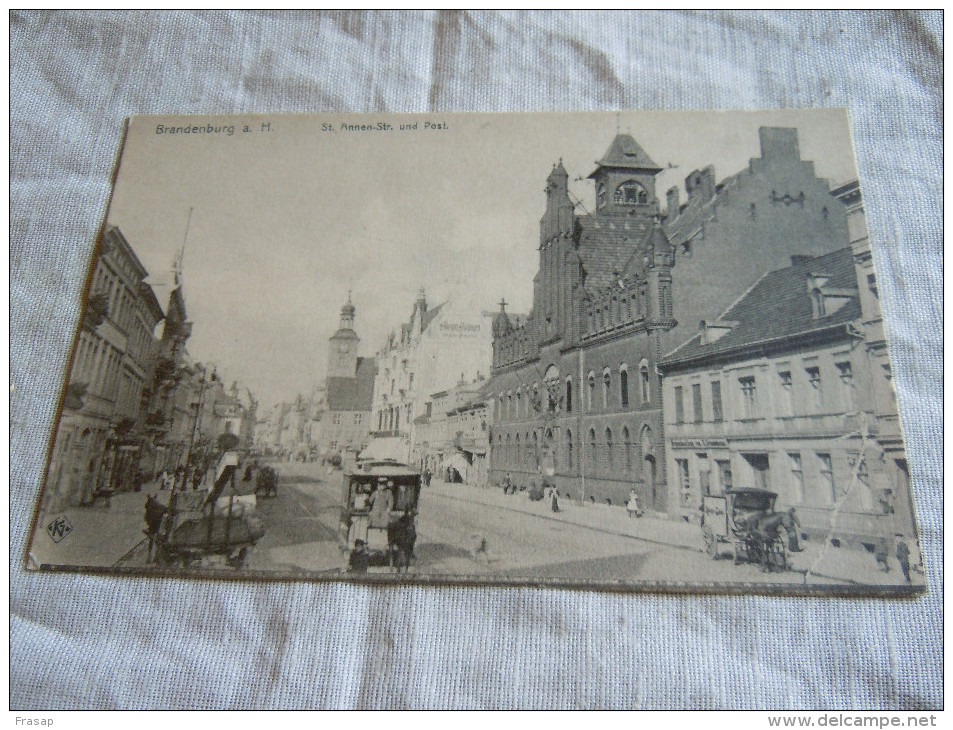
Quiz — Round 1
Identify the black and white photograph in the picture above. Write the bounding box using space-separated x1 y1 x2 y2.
25 109 924 595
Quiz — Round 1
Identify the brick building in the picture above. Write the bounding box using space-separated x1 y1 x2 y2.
488 128 853 515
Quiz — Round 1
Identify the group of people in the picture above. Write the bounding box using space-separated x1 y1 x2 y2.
157 466 203 492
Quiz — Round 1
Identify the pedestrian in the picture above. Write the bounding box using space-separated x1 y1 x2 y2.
895 534 911 582
626 489 643 518
348 540 369 573
502 472 512 495
368 479 395 529
550 488 560 513
875 537 890 573
782 507 803 552
424 468 432 487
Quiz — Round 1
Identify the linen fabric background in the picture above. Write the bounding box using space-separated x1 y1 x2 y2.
10 10 942 710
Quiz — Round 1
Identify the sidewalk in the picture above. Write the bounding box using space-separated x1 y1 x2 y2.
27 487 153 569
425 480 927 589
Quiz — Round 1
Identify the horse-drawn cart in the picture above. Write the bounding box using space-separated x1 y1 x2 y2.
702 488 790 571
144 454 265 570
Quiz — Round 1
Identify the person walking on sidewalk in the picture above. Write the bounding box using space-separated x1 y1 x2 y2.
626 489 643 518
550 487 560 513
875 537 890 573
896 534 911 582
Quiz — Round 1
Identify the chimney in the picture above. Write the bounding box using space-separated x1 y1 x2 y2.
790 254 813 267
666 186 680 220
685 166 716 202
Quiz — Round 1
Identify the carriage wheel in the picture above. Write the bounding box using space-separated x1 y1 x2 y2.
703 529 718 559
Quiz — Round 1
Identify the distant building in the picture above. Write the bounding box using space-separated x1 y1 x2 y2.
415 376 489 484
369 289 492 464
314 294 377 460
43 225 164 510
658 241 909 543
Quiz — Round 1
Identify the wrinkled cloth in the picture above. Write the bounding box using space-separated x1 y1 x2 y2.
10 10 942 710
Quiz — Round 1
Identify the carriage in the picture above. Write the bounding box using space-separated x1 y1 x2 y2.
341 461 420 573
144 453 265 570
701 488 789 571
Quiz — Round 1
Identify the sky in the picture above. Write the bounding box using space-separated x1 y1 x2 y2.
105 109 859 410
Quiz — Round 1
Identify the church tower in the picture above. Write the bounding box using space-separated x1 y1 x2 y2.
328 293 360 378
588 133 663 217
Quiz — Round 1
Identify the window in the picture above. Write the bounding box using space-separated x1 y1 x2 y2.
867 273 879 299
353 413 363 425
602 369 611 409
818 452 835 503
566 429 573 471
692 383 703 423
639 359 650 403
711 381 723 422
408 373 414 389
565 377 573 413
620 367 629 407
516 389 522 418
605 428 613 469
716 459 732 494
587 372 595 411
515 434 520 466
677 459 691 506
778 370 793 413
623 426 632 473
806 366 822 409
739 376 757 418
674 386 685 424
596 183 607 209
588 428 597 468
788 452 804 503
696 454 711 496
615 180 648 206
811 288 826 318
333 413 342 425
836 361 854 409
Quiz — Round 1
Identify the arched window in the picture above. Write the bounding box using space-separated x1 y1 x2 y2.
620 366 629 407
525 432 533 465
566 429 574 471
597 183 607 209
623 426 632 473
532 431 539 468
588 428 597 468
605 427 613 469
603 368 611 409
516 388 522 419
565 377 573 413
615 180 648 206
587 372 596 411
505 433 511 465
514 434 520 466
640 359 651 403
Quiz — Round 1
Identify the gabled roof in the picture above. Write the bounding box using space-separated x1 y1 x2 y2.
421 302 445 332
661 247 861 367
588 133 662 176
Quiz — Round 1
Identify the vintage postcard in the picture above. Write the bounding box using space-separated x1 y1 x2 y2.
25 110 924 595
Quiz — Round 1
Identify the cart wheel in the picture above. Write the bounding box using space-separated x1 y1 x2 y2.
703 529 718 559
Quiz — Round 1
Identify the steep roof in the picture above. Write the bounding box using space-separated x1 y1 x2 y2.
326 356 378 411
421 302 445 332
661 247 861 367
588 133 662 176
576 216 668 292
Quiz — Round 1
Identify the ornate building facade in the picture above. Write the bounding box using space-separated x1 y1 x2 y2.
489 136 676 510
42 225 165 510
488 128 854 516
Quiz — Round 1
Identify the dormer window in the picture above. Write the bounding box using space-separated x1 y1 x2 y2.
811 288 826 318
596 183 607 210
614 180 648 206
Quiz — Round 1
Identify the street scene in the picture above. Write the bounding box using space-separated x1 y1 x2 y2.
26 111 924 593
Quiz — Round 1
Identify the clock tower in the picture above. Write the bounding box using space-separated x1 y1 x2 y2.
327 292 360 378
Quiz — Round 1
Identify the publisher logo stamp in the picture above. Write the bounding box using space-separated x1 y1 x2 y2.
46 515 73 543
